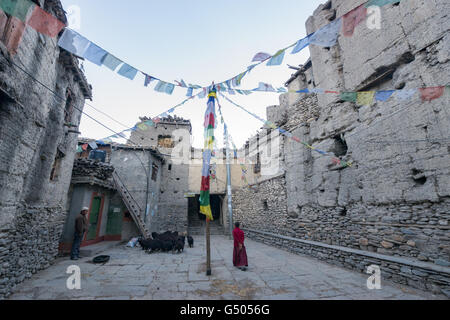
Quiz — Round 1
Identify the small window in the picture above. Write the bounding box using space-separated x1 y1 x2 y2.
168 164 172 171
50 151 64 181
263 200 269 211
64 89 74 123
151 164 158 181
158 135 174 148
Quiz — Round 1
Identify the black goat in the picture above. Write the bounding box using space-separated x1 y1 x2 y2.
172 237 185 254
187 236 194 248
138 238 162 254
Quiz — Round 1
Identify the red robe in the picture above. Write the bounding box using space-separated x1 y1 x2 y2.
232 227 248 267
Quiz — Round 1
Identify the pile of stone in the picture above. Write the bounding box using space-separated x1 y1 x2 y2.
72 158 114 181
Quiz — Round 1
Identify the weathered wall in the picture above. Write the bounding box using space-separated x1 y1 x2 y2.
233 0 450 296
109 147 163 233
0 1 91 298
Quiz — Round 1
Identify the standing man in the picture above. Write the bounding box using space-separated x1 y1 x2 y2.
232 222 248 271
71 207 89 260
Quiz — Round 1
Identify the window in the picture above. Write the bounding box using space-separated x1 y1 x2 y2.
151 164 158 181
158 135 174 148
254 153 261 174
64 89 74 123
50 150 64 181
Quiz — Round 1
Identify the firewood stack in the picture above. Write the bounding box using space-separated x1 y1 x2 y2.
72 158 115 181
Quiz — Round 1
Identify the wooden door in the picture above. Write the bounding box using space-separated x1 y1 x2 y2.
86 196 102 241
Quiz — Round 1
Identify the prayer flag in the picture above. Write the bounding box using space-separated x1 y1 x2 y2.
58 28 90 57
375 90 395 101
291 35 310 54
255 82 276 92
340 92 357 102
199 88 217 221
342 4 367 37
309 18 342 47
396 89 416 100
365 0 401 7
419 86 445 102
228 88 236 95
0 0 35 22
143 73 155 87
267 50 285 66
27 5 65 37
252 52 271 62
117 63 138 80
102 53 122 71
310 88 325 94
357 91 375 106
186 87 193 97
84 42 107 66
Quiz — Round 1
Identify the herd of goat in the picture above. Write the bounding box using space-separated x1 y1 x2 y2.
138 231 194 254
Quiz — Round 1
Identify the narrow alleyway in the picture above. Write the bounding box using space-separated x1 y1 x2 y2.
8 236 445 300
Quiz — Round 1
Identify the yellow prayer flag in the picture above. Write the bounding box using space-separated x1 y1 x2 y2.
357 91 375 106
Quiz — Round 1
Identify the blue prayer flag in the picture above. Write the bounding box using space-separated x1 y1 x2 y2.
291 36 311 54
102 53 122 71
117 63 138 80
309 18 342 47
84 42 107 66
267 50 285 66
375 90 395 101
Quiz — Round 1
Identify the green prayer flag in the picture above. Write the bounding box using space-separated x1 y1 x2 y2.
365 0 401 7
0 0 35 22
340 92 357 102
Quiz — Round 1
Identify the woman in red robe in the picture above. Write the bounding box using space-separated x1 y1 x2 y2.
232 222 248 271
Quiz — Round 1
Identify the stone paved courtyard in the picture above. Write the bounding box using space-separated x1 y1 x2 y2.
8 236 447 300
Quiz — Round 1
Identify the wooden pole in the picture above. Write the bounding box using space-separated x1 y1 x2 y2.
206 217 211 275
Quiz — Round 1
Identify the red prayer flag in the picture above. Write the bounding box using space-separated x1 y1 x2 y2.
342 4 367 37
27 5 65 37
419 87 445 102
1 15 25 55
82 144 88 151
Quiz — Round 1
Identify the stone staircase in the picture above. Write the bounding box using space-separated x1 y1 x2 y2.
188 211 224 236
112 171 150 239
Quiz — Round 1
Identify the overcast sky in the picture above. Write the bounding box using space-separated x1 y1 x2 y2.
60 0 325 148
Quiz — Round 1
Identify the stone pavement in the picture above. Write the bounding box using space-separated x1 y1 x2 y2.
8 236 447 300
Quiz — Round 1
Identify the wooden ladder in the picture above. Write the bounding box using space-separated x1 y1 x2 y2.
112 171 150 239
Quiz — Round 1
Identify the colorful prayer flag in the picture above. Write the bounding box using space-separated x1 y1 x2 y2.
84 42 107 66
58 28 90 57
396 89 416 100
309 18 342 47
357 91 375 106
419 86 445 102
143 73 155 87
375 90 395 101
0 0 35 22
267 50 285 66
252 52 271 62
255 82 276 92
117 63 138 80
365 0 401 7
342 4 367 37
340 92 357 102
199 88 217 221
186 87 193 97
101 53 122 71
27 5 65 37
291 35 310 54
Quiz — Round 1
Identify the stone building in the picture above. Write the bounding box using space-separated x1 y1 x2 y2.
232 0 450 296
0 0 92 298
59 139 165 254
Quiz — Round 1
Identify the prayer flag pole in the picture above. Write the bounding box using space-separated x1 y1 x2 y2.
200 83 216 276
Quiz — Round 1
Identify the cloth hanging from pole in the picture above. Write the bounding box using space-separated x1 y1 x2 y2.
199 87 216 221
